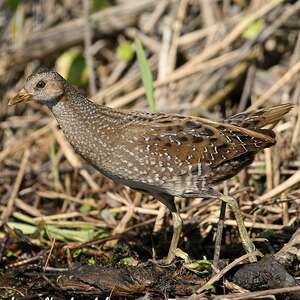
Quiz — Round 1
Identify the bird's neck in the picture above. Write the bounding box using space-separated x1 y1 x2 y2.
50 86 123 171
52 85 122 126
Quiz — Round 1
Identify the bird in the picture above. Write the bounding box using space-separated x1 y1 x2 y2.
9 70 292 263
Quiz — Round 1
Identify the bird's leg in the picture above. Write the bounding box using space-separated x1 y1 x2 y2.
152 192 182 264
213 181 228 268
213 201 227 268
166 211 183 264
219 194 257 263
151 192 183 264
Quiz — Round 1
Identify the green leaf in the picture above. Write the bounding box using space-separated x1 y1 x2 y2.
119 257 131 265
134 39 156 112
12 212 36 224
79 204 92 213
6 0 20 11
174 248 190 262
184 259 211 275
119 256 138 266
72 249 83 258
8 222 37 235
95 230 109 239
68 54 88 86
5 250 14 257
50 141 61 191
92 0 112 11
44 225 97 242
242 19 264 40
117 41 134 63
55 47 88 86
88 257 96 265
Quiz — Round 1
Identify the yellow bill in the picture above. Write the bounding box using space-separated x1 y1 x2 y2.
8 88 31 106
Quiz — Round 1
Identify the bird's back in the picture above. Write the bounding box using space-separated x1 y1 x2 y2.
110 104 291 197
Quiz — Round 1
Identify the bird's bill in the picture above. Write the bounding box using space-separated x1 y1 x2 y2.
8 88 31 106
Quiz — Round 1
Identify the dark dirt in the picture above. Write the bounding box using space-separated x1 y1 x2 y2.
1 226 300 299
0 259 207 299
232 256 300 300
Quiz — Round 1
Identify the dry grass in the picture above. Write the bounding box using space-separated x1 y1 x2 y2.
1 0 300 299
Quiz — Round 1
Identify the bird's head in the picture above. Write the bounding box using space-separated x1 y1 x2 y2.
9 70 65 107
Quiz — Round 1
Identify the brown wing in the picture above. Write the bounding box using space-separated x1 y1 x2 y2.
143 115 275 170
111 107 289 197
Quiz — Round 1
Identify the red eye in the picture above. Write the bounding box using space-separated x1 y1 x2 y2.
36 80 46 89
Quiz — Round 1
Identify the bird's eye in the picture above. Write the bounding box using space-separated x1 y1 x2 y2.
36 80 46 89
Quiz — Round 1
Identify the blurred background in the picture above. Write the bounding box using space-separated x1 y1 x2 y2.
0 0 300 298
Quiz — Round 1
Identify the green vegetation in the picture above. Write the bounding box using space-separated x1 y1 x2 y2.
134 39 156 112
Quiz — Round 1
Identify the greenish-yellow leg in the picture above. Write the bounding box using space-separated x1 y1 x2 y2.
166 212 183 264
219 194 257 263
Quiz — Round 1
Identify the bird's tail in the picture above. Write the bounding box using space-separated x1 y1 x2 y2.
226 104 293 130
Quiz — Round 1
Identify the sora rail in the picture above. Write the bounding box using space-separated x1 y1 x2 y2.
9 70 292 263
